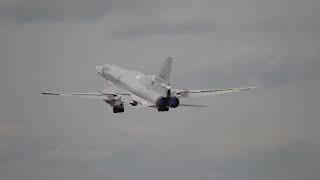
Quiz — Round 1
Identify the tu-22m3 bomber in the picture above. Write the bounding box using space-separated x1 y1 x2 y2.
42 57 255 113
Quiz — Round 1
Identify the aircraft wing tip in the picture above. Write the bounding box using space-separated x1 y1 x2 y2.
41 92 60 96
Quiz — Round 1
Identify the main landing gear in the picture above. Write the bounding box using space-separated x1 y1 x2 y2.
158 107 169 112
113 107 124 113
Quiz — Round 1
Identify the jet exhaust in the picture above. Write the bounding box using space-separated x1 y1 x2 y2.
156 96 180 108
156 96 169 107
169 97 180 108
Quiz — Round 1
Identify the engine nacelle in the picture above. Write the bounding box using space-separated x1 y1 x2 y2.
169 97 180 108
156 97 169 107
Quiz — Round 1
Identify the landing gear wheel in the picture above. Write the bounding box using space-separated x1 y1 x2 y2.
158 107 169 112
113 107 125 113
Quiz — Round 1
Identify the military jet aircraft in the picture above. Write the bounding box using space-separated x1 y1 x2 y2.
42 57 255 113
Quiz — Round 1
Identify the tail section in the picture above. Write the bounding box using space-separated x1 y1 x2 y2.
158 56 173 85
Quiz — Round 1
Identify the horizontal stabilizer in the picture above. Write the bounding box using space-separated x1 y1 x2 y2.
180 104 208 108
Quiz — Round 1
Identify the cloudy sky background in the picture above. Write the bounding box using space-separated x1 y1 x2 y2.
1 0 320 179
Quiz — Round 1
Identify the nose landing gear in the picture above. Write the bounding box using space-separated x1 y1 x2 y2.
130 101 138 106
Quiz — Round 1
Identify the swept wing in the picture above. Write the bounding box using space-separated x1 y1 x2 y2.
41 91 130 100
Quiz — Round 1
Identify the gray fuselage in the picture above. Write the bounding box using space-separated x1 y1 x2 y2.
99 64 168 104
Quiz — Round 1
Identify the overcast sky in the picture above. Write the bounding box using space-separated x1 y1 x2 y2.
1 0 320 180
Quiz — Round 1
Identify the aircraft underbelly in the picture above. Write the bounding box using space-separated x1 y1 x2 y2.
108 74 160 104
124 80 159 104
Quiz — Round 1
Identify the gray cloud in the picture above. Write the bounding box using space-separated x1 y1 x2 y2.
247 141 320 180
1 0 320 180
0 0 122 21
111 23 215 38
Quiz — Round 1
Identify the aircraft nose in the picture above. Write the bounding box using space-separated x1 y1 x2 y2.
96 65 104 74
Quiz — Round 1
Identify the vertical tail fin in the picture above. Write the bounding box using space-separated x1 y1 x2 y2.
158 56 173 85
